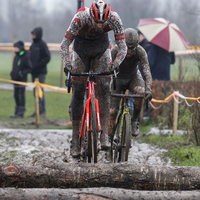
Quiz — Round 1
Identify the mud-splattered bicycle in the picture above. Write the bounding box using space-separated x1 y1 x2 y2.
111 89 147 162
66 61 113 163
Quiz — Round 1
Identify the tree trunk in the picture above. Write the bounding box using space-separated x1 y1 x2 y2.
1 188 200 200
1 163 200 190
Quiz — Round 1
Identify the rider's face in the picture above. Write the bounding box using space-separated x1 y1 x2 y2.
92 18 106 30
126 45 137 57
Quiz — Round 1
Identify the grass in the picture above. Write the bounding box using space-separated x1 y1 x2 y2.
0 51 66 86
138 134 191 149
165 146 200 166
170 57 199 81
139 117 156 134
1 52 200 84
0 89 72 129
137 124 200 166
0 51 72 128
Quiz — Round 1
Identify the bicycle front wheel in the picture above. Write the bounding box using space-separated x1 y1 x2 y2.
124 113 131 161
119 113 130 162
67 75 72 93
91 94 98 163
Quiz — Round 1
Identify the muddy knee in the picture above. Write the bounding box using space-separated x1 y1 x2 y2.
109 107 118 119
71 82 86 121
134 86 145 95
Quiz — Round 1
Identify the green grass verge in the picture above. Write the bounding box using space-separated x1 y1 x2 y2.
0 89 72 129
137 127 200 166
165 146 200 166
0 51 72 129
138 134 191 149
170 57 199 81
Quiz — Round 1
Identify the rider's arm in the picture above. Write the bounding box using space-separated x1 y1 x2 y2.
107 11 127 68
111 44 119 62
60 8 86 66
138 45 152 92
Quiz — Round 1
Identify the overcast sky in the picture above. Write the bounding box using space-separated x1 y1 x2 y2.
41 0 112 13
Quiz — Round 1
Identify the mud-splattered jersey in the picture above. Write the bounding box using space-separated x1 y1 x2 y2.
111 44 152 91
60 7 127 66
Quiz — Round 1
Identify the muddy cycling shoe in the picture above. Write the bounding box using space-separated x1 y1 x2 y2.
100 133 110 150
132 121 140 137
104 148 111 163
70 139 80 158
113 136 119 144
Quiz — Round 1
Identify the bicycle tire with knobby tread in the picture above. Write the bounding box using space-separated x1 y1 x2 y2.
113 121 120 163
124 113 130 161
120 114 126 162
91 94 98 163
87 128 92 163
67 76 72 93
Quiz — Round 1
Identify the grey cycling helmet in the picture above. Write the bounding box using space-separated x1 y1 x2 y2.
124 28 139 49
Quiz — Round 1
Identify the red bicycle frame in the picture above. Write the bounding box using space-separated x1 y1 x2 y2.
79 81 101 139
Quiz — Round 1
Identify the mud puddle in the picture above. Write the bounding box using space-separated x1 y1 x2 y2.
0 128 171 166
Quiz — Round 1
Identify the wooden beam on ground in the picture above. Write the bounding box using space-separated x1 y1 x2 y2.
1 188 200 200
1 163 200 190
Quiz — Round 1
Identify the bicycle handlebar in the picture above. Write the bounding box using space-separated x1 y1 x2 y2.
111 92 150 110
111 93 144 98
70 72 112 76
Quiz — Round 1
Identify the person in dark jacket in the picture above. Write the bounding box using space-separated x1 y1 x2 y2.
148 43 175 81
28 27 51 117
138 30 150 53
10 40 32 118
137 29 150 79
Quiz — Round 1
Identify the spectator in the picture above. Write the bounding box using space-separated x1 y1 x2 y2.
137 29 150 53
28 27 51 117
10 40 32 118
136 29 150 79
148 43 175 81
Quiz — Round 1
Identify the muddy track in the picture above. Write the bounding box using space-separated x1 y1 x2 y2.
0 128 171 166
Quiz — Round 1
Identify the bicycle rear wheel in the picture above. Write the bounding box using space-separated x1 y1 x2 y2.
113 121 120 163
91 94 98 163
87 128 92 163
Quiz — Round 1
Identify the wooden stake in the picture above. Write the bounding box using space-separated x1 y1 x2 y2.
173 93 179 135
35 78 40 128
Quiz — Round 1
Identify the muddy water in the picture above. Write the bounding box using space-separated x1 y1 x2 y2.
0 129 171 166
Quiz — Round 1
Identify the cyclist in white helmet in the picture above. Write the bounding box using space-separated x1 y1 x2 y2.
60 0 127 160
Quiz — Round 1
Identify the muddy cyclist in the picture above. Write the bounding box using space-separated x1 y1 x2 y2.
60 0 127 161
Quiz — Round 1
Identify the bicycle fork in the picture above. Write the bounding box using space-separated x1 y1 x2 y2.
79 81 102 159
